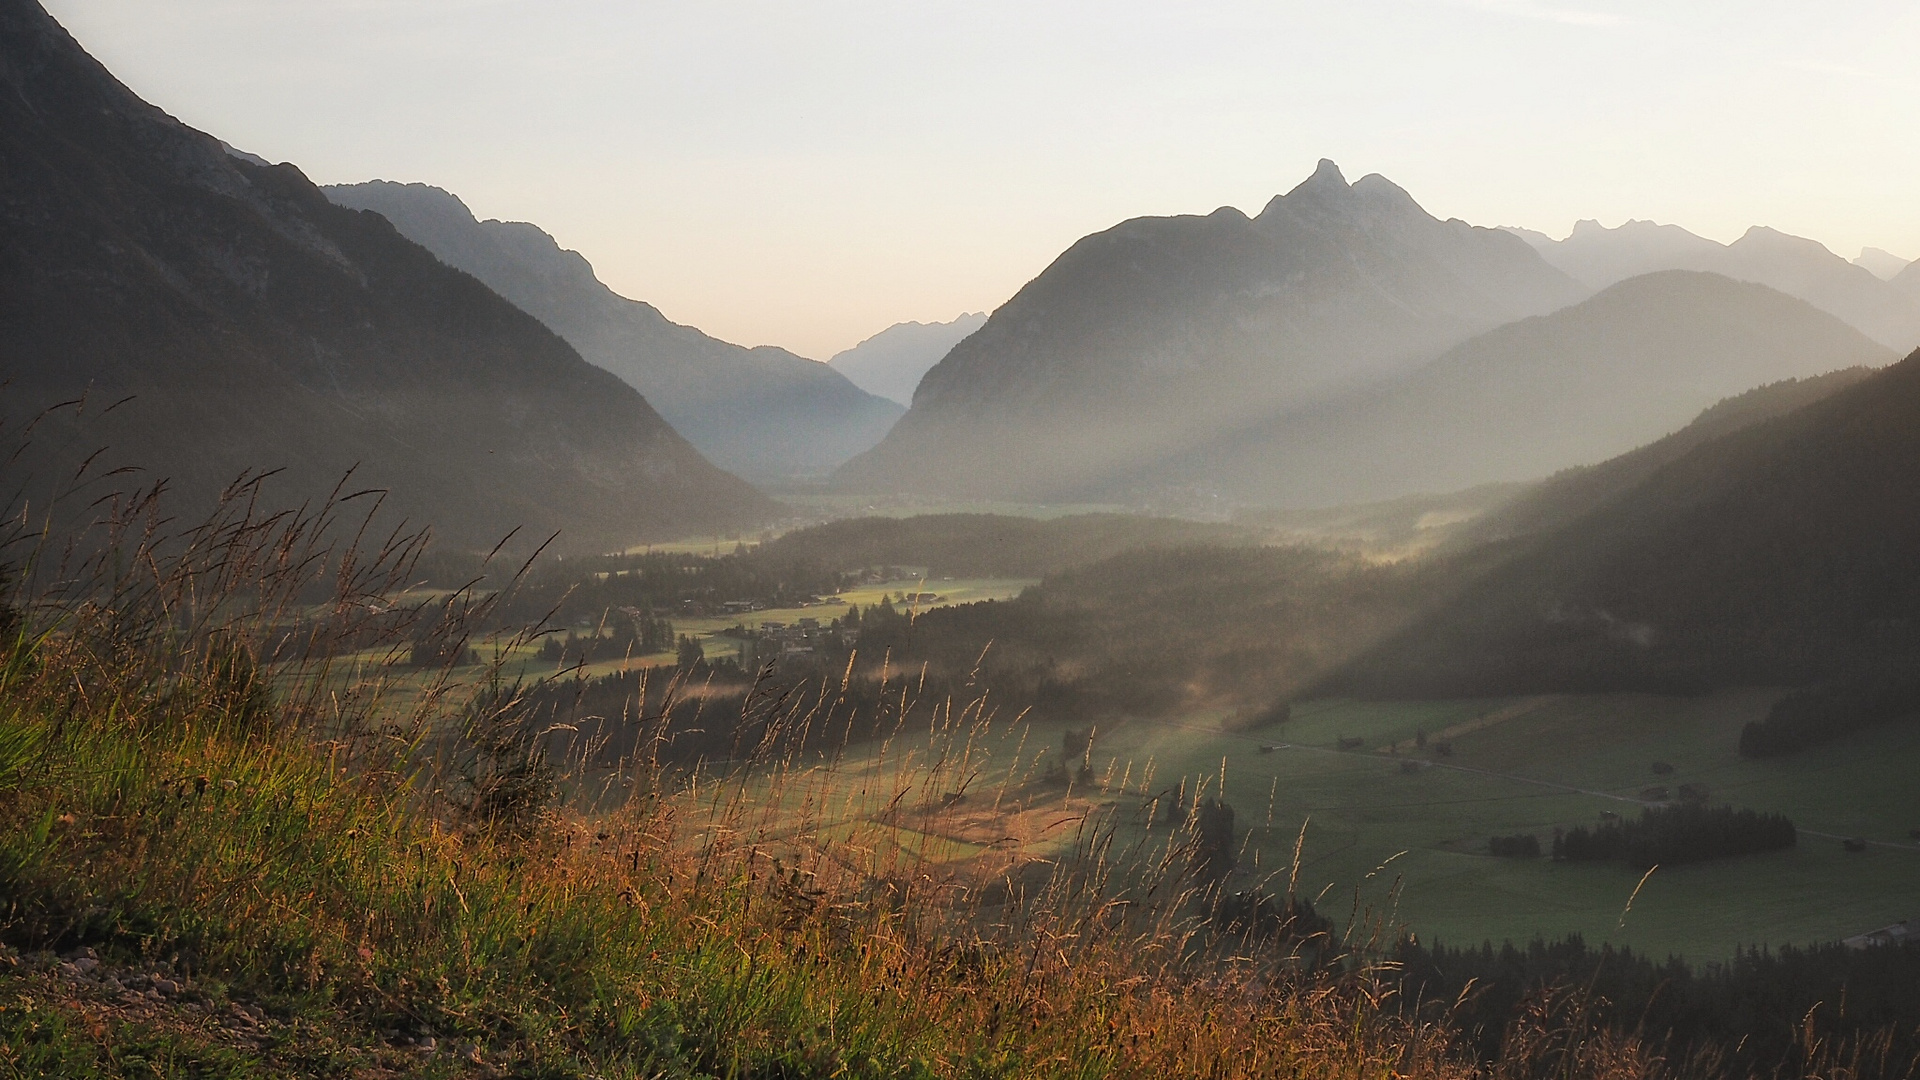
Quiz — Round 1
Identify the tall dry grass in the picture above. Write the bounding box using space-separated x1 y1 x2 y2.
0 461 1866 1078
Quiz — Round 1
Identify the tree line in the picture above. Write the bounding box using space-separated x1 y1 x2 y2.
1552 803 1796 868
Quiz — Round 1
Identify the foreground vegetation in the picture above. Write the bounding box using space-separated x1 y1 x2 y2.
2 490 1917 1078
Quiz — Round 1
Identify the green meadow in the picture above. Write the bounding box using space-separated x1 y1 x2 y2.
1082 691 1920 961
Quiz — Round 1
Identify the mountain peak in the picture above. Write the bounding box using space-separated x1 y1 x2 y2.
1290 158 1350 196
1732 225 1837 260
1258 158 1359 219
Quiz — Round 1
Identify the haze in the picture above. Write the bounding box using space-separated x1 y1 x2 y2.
43 0 1920 359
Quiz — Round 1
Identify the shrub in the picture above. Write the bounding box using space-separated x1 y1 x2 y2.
1489 833 1542 858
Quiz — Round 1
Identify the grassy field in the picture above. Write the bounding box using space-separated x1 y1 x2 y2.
334 576 1038 691
1086 692 1920 961
793 691 1920 964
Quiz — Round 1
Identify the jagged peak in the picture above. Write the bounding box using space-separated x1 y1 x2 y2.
328 179 480 226
1286 158 1349 197
1258 158 1349 218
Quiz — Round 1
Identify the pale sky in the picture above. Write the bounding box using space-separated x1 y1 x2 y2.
44 0 1920 359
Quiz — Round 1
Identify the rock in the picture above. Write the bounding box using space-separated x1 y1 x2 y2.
153 978 179 995
414 1036 437 1053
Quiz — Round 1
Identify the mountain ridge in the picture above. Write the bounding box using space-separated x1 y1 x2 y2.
1134 271 1892 508
1506 219 1920 352
0 0 775 552
322 180 903 482
827 313 987 407
1331 344 1920 697
836 159 1585 501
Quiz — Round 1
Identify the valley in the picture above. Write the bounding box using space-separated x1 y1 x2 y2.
7 1 1920 1074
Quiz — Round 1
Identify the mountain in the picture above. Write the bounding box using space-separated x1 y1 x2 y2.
322 181 903 482
1854 247 1912 281
1458 365 1878 547
834 160 1586 500
1894 260 1920 302
0 0 774 551
1138 272 1892 508
827 313 987 407
1508 219 1920 352
1332 345 1920 698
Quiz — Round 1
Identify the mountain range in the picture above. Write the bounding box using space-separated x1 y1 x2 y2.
322 182 902 483
836 160 1587 500
1505 219 1920 352
837 160 1914 509
827 313 988 407
1135 271 1891 507
0 0 773 551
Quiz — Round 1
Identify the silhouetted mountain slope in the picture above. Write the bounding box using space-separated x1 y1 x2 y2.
5 0 779 545
0 0 777 551
1142 272 1891 507
1509 220 1920 352
323 181 902 482
835 160 1584 500
1333 347 1920 697
827 313 987 407
1459 366 1878 547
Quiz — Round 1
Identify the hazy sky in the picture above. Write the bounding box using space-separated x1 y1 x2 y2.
44 1 1920 359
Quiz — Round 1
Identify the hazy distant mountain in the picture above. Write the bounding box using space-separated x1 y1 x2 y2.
827 313 987 406
1334 344 1920 697
1854 247 1912 281
323 182 902 483
1 0 774 551
1457 365 1879 547
1894 260 1920 302
1507 219 1920 352
836 160 1585 500
1142 272 1892 508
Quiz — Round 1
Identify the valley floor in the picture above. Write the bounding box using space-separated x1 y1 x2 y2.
821 690 1920 962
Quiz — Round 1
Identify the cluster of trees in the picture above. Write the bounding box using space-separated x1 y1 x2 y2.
1213 890 1335 956
1189 798 1238 883
486 549 853 630
1488 833 1541 858
1741 664 1920 757
753 513 1264 578
1552 804 1796 868
1393 934 1920 1079
537 610 677 665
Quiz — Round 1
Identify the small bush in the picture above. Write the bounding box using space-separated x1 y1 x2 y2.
1489 833 1542 858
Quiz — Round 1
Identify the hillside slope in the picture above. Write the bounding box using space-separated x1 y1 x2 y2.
1459 366 1878 546
1334 347 1920 696
0 0 775 550
1142 272 1891 507
1509 220 1920 352
324 181 902 482
835 160 1583 500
